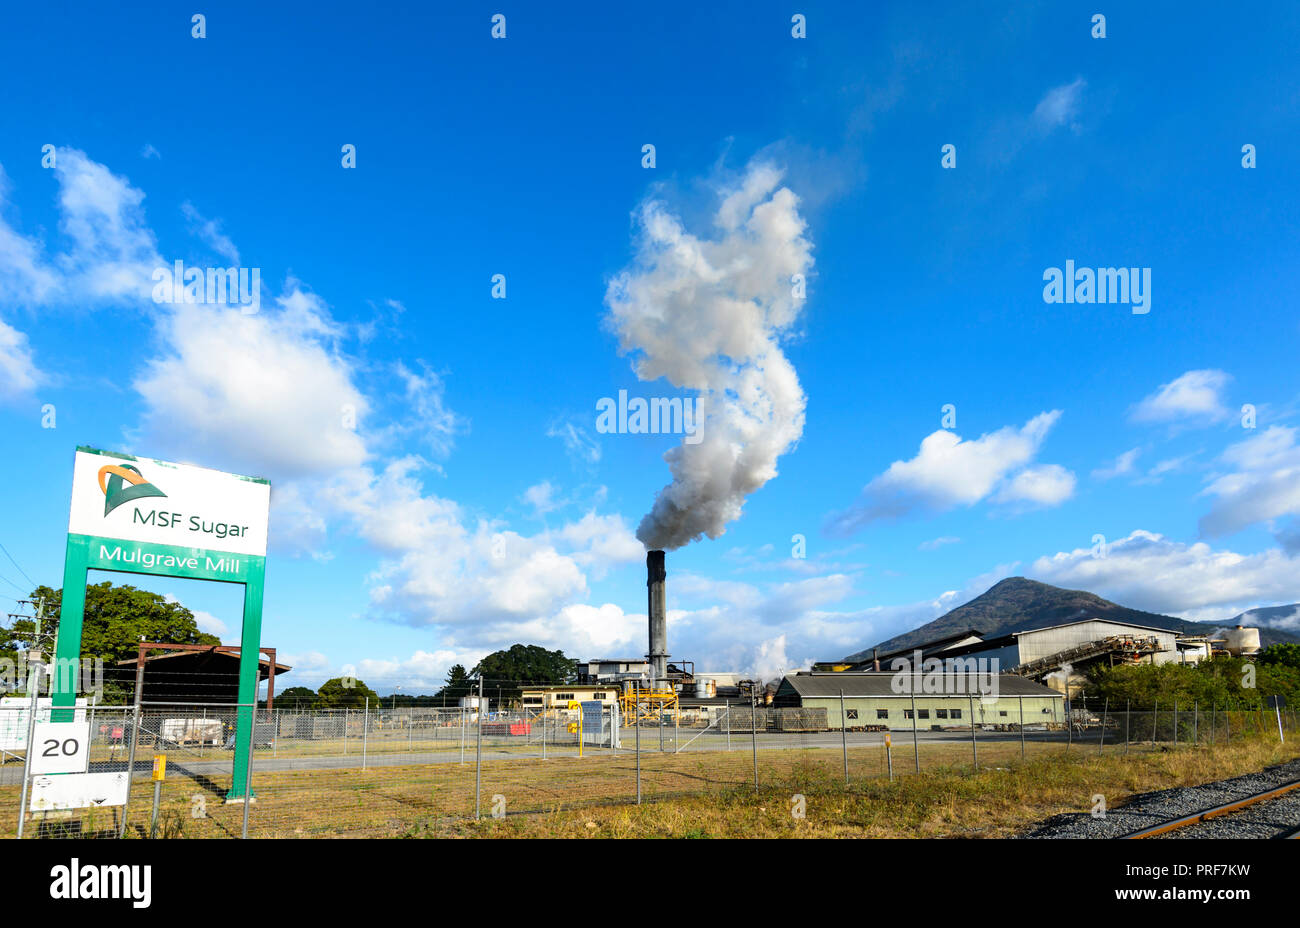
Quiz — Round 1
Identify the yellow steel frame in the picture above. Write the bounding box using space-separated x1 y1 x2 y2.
619 687 678 725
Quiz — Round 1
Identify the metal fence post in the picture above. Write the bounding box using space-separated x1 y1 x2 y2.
1098 698 1108 755
362 698 369 771
241 705 255 839
750 690 758 792
1124 700 1130 755
725 700 731 752
15 662 42 840
635 705 641 804
1019 695 1026 761
343 708 349 755
839 689 848 785
1151 700 1158 746
118 687 145 839
1193 701 1198 745
968 694 977 771
460 704 466 764
910 688 919 774
1173 700 1179 747
541 705 547 760
474 680 483 819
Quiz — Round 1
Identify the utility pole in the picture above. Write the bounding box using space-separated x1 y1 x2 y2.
8 598 50 696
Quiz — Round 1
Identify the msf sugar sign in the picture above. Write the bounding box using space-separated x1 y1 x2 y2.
67 448 270 560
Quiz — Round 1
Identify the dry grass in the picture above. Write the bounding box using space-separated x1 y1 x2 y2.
4 732 1296 839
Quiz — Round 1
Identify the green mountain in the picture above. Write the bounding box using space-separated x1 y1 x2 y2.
847 577 1300 661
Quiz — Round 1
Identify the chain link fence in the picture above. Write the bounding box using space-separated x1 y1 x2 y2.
3 696 1296 838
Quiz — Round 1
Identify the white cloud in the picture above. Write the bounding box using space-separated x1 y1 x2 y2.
1131 369 1231 425
556 511 644 575
53 148 162 304
1032 78 1086 132
0 320 40 401
0 168 60 306
827 411 1067 532
994 463 1077 507
1093 447 1141 480
133 285 370 478
192 609 231 641
919 536 961 551
547 419 601 467
1199 425 1300 541
522 481 560 515
181 201 240 265
1030 529 1300 621
0 150 162 309
354 648 482 691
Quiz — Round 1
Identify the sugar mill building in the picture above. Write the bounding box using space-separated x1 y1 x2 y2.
773 671 1065 730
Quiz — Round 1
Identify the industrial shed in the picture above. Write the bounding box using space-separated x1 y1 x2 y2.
773 672 1064 731
935 619 1211 674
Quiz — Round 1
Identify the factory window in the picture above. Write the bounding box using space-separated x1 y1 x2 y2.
845 709 858 720
950 709 962 719
935 709 948 719
903 709 913 719
876 709 889 719
999 711 1007 717
917 709 929 719
592 692 607 700
555 693 574 701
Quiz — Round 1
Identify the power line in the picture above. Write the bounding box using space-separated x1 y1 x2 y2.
0 540 36 590
0 569 26 595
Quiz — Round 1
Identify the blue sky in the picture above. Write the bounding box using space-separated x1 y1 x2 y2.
1 2 1299 692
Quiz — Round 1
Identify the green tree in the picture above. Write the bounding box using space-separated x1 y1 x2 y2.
275 686 319 710
314 677 381 710
1258 643 1300 670
1 582 220 701
433 664 472 704
470 644 576 703
1086 655 1300 709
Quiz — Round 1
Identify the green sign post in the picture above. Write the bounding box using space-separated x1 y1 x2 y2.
51 447 271 799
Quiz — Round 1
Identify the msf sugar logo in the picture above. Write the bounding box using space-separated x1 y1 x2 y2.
1043 261 1151 315
50 859 152 909
152 260 260 314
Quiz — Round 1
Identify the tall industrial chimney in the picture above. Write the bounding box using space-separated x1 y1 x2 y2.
647 549 668 688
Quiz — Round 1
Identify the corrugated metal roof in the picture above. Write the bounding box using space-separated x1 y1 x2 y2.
779 672 1061 698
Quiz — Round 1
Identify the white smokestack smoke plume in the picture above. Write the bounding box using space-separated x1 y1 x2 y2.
605 162 814 550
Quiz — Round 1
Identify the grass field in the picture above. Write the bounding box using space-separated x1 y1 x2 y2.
4 729 1297 839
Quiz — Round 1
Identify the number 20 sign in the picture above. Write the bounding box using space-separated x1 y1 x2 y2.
30 722 90 775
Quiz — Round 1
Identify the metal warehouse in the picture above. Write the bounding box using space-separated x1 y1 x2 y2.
773 672 1064 731
940 619 1212 673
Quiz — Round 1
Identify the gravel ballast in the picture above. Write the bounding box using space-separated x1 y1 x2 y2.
1022 758 1300 839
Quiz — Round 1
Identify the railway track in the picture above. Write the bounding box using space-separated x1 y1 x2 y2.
1124 779 1300 840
